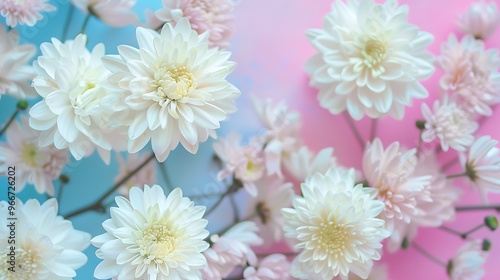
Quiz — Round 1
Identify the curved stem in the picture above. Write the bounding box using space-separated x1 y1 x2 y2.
80 14 91 35
412 242 446 267
342 112 365 150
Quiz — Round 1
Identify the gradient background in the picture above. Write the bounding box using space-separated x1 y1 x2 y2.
1 0 500 279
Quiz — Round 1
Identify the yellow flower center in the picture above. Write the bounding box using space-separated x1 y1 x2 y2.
153 65 196 104
362 38 387 70
138 222 176 263
21 143 39 167
316 221 348 257
2 247 43 280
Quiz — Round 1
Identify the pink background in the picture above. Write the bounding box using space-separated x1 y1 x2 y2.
227 0 500 279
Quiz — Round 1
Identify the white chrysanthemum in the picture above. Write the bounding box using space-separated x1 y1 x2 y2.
92 185 209 279
103 18 240 162
337 263 388 280
202 221 263 280
243 254 291 280
213 132 265 196
114 152 157 197
449 239 487 280
282 168 389 280
436 34 500 116
0 24 37 100
156 0 235 49
0 199 90 279
457 1 500 40
421 96 478 152
252 97 302 177
362 138 432 234
305 0 434 120
0 116 68 196
71 0 138 27
459 135 500 202
0 0 55 27
29 34 124 163
284 146 337 182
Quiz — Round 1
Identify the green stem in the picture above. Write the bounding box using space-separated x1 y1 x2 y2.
342 111 365 150
61 4 75 41
441 156 459 172
439 226 464 238
416 129 423 158
229 193 239 223
0 109 20 137
446 172 467 179
456 204 500 212
80 14 91 34
462 224 484 237
412 242 447 267
158 161 173 192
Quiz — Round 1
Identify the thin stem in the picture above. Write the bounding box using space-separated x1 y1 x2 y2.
80 14 91 34
210 213 258 239
190 191 226 200
439 226 464 238
342 112 365 150
0 108 20 137
204 191 230 217
416 129 423 157
61 4 75 41
441 156 459 172
370 118 378 141
446 172 468 179
158 161 173 192
256 251 297 257
56 180 67 209
456 204 500 212
229 193 239 224
7 26 12 31
64 152 156 219
412 242 447 267
463 224 484 236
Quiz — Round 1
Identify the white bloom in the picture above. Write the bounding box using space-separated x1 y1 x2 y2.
213 132 265 196
338 264 388 280
449 239 487 280
0 0 55 27
156 0 235 49
460 135 500 202
103 18 240 162
421 96 478 152
0 199 90 279
282 168 389 280
92 185 209 279
243 254 291 280
305 0 434 120
71 0 138 27
436 34 500 116
114 152 157 197
29 34 123 163
0 24 37 100
457 1 500 40
284 146 337 182
0 116 68 196
202 221 263 280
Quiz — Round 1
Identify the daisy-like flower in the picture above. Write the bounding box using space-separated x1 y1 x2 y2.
213 132 265 196
29 34 125 163
436 34 500 116
282 168 389 280
362 138 432 234
0 0 55 27
103 18 240 162
243 254 292 280
448 239 488 280
459 135 500 202
421 96 478 152
0 199 90 279
305 0 434 120
0 24 37 100
0 116 68 196
284 146 337 182
156 0 235 49
202 221 263 279
114 152 157 197
71 0 138 27
457 1 500 40
92 185 209 279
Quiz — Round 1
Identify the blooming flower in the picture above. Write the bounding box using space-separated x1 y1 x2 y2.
436 34 500 116
243 254 291 280
305 0 434 120
156 0 235 49
0 24 37 100
29 34 123 163
103 18 240 162
71 0 138 27
339 264 388 280
0 198 90 279
0 116 68 196
92 185 209 279
457 1 500 40
282 168 389 280
421 96 478 152
114 152 157 197
448 239 488 280
459 135 500 202
202 221 263 279
0 0 55 27
284 146 337 182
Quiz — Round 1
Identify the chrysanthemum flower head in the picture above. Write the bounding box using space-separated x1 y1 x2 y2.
284 146 337 182
457 1 500 40
448 239 488 280
0 0 55 27
305 0 434 120
71 0 139 27
92 185 209 279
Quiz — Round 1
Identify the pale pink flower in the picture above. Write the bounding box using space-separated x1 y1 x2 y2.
337 264 389 280
457 1 500 40
0 116 68 196
0 0 55 27
243 254 292 280
71 0 138 27
114 152 157 197
156 0 235 49
0 24 37 100
421 96 478 152
449 239 488 280
436 34 500 116
284 146 337 182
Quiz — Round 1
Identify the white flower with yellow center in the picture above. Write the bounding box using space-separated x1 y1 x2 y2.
305 0 434 120
282 168 389 280
92 185 209 279
104 18 240 162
